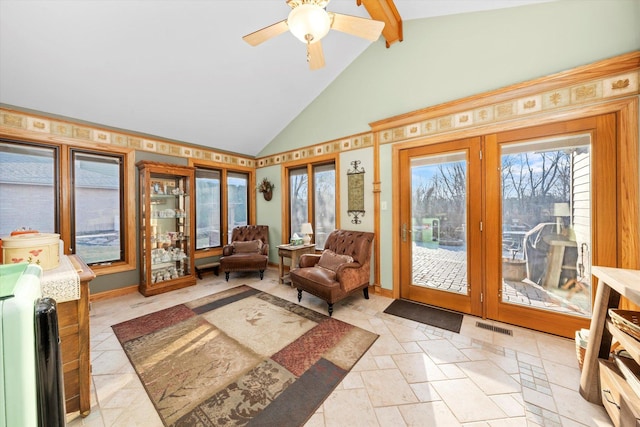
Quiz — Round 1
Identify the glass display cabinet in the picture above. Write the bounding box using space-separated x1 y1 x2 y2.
136 161 196 296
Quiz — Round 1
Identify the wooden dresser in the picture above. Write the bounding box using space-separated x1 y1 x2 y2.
43 255 95 417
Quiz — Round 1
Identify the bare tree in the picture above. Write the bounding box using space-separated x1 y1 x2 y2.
412 180 434 221
524 151 566 199
502 154 529 204
290 172 307 236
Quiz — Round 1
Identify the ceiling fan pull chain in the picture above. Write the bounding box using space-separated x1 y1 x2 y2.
305 35 313 63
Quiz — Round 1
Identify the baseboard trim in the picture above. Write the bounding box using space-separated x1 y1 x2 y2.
90 265 280 302
90 284 138 302
374 285 393 298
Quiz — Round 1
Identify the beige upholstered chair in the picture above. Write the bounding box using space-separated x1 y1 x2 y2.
289 229 374 316
219 225 269 281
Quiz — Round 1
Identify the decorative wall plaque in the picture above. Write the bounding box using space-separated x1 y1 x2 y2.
347 160 365 224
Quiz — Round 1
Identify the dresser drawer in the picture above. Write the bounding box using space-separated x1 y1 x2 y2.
599 360 640 427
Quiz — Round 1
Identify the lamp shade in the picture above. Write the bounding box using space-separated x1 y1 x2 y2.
553 203 570 217
300 223 314 235
287 4 331 44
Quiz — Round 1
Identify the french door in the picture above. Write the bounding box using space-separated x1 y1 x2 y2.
398 115 617 337
398 137 483 316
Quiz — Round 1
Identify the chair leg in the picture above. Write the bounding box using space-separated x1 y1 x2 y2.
225 272 230 282
328 303 333 317
259 270 264 280
363 287 369 299
297 289 302 302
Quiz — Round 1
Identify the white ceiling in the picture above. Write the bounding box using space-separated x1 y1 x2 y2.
0 0 551 157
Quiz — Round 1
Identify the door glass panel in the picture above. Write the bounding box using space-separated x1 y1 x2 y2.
313 164 335 249
411 152 468 295
227 172 248 244
289 168 308 240
501 134 592 317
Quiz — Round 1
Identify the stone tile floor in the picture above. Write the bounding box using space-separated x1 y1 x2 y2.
66 268 611 426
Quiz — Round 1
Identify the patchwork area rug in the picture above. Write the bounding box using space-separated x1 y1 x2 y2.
384 299 464 333
112 285 378 426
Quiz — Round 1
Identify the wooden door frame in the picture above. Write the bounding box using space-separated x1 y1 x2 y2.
484 114 618 337
392 96 639 323
397 137 483 316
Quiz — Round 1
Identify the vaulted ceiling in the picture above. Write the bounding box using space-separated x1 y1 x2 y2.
0 0 552 157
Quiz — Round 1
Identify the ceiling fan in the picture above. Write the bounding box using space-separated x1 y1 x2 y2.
242 0 385 70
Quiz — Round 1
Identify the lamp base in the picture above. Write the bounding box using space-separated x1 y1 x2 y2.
302 234 311 245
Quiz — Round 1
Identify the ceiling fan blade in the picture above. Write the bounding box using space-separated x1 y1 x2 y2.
307 41 325 70
330 13 385 42
242 20 289 46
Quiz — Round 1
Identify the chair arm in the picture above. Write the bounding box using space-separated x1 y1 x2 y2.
298 254 321 268
261 243 269 256
336 262 368 292
222 245 233 256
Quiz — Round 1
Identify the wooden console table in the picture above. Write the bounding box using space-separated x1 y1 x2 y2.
277 244 316 284
45 255 95 417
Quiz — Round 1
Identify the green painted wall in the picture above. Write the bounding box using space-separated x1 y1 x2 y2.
259 0 640 158
379 143 394 290
256 165 282 263
257 0 640 290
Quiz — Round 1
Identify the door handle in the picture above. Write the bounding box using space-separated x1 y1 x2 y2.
402 223 409 242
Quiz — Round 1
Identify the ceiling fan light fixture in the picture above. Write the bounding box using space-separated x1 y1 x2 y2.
287 3 331 44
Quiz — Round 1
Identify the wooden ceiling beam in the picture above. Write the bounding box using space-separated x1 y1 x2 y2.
357 0 403 48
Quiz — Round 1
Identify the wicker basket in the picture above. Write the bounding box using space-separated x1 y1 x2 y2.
575 329 588 370
609 309 640 341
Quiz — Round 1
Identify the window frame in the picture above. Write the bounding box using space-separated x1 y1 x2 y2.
0 138 136 276
194 167 223 251
0 139 60 235
190 159 254 258
282 154 339 246
70 148 126 266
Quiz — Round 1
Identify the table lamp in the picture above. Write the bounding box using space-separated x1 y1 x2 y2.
301 223 313 245
553 202 570 234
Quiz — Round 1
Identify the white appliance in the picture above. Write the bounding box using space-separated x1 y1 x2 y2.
0 262 65 427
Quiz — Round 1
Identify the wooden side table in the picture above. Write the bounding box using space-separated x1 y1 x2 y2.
277 244 316 284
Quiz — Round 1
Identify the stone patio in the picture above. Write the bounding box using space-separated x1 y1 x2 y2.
412 244 591 317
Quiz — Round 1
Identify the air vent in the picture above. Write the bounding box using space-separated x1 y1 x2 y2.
476 321 513 336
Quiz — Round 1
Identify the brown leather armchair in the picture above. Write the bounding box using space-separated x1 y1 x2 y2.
290 229 374 316
219 225 269 281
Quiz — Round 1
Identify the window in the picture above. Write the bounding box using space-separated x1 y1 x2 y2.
227 172 248 243
195 168 221 249
289 168 308 238
194 167 250 249
313 164 336 248
288 161 336 249
0 139 135 274
71 150 124 265
0 141 58 236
